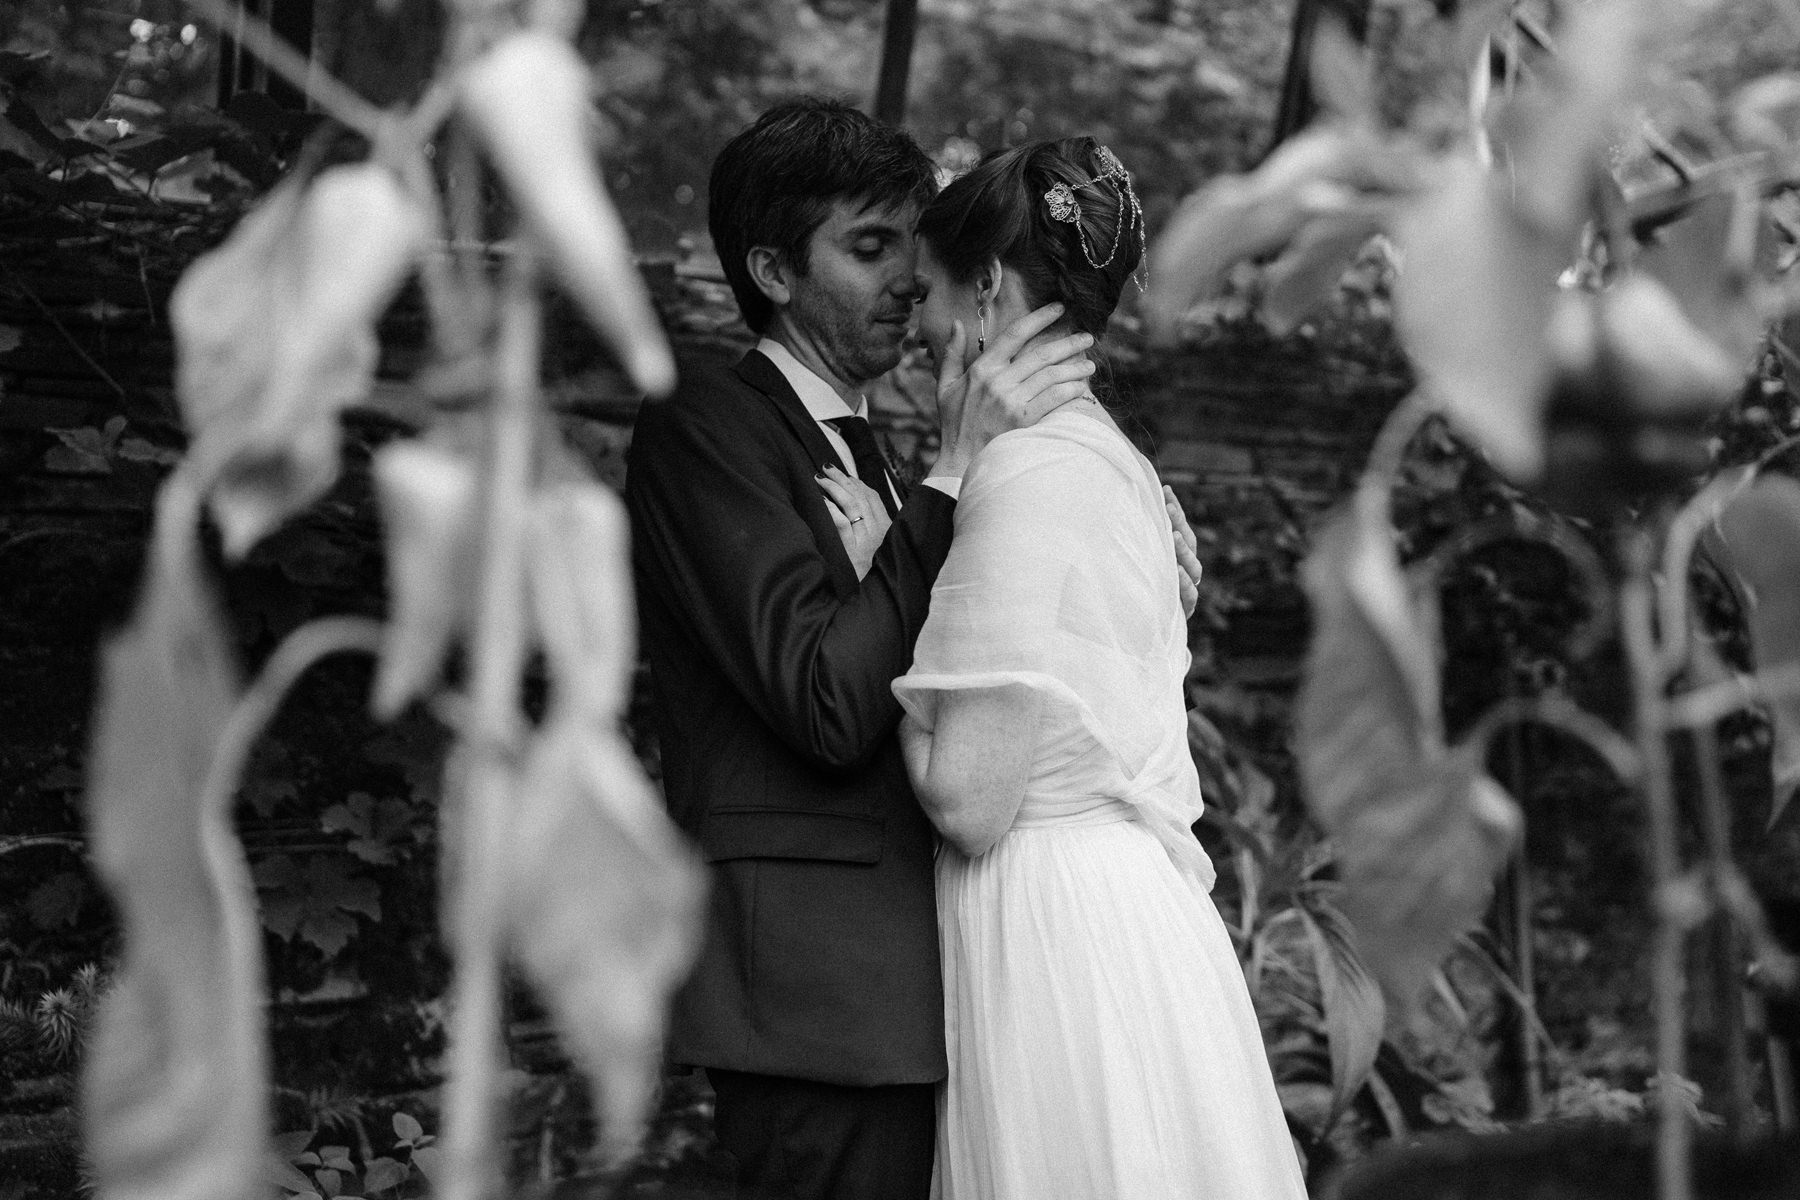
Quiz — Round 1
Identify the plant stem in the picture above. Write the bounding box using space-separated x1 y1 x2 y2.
1412 507 1614 660
1655 465 1756 685
1359 388 1438 520
437 247 541 1200
195 616 385 815
1464 693 1641 786
1503 713 1545 1118
1692 724 1752 1135
1664 662 1800 729
1619 524 1692 1200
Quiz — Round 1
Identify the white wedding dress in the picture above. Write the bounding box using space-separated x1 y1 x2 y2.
894 410 1308 1200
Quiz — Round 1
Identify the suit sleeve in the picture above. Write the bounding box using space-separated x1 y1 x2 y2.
627 381 956 771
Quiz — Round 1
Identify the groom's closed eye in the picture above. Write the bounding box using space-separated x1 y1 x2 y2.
842 219 906 257
852 235 895 260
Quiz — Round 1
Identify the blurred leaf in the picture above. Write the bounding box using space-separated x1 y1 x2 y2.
459 31 674 397
1730 73 1800 152
501 713 705 1161
371 440 480 718
172 163 430 556
1704 473 1800 826
1394 0 1662 481
1343 755 1521 1019
1635 188 1764 376
82 526 265 1200
1502 0 1654 233
1143 126 1416 342
1296 501 1441 817
1306 11 1376 126
1296 501 1522 1012
1296 903 1384 1127
1587 273 1749 420
526 479 636 714
1258 211 1383 335
1392 159 1571 481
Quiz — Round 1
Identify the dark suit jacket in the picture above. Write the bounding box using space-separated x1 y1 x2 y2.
625 348 954 1086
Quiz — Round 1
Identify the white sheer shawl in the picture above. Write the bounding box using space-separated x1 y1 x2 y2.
893 411 1214 890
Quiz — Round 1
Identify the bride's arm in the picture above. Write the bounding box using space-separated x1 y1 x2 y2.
898 683 1044 857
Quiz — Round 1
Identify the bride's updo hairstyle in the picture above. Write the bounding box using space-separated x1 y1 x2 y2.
915 137 1146 339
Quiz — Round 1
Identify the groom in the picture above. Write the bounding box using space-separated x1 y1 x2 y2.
625 98 1003 1200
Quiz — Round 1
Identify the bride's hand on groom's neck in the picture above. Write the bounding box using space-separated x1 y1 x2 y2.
933 302 1096 479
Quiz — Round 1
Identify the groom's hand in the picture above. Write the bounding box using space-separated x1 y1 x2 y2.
1165 485 1204 620
933 302 1095 479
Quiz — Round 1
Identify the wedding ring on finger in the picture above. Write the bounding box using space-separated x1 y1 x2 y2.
851 516 865 524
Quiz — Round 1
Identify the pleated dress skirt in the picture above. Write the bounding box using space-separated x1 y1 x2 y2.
931 800 1309 1200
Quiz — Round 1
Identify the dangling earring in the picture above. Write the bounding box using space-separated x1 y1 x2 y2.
976 301 988 354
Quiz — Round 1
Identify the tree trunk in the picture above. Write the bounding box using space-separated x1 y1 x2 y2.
872 0 921 127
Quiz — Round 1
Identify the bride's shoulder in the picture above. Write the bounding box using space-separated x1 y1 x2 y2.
965 414 1134 501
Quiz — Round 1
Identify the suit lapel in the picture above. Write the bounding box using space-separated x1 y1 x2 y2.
736 351 908 503
734 350 851 476
733 349 860 593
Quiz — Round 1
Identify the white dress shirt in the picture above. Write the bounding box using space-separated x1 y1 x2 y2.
756 338 960 503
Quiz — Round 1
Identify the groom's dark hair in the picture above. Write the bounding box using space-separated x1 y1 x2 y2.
709 97 938 334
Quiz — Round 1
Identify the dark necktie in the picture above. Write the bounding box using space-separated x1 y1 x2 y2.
825 415 900 520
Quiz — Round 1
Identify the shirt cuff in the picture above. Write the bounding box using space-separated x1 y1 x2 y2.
922 476 962 501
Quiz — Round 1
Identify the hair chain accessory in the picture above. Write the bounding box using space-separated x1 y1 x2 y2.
1042 144 1148 289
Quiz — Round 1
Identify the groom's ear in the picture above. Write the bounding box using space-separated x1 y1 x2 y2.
746 246 792 308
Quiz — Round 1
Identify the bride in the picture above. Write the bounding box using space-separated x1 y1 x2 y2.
891 138 1309 1200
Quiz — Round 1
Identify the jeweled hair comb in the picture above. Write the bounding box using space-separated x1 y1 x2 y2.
1042 145 1146 288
